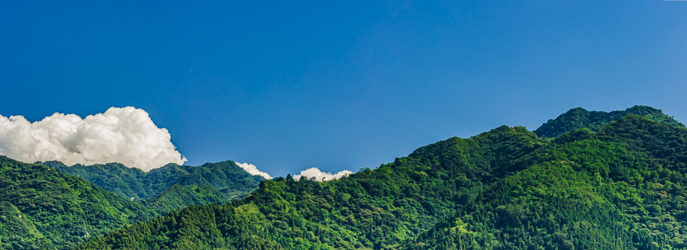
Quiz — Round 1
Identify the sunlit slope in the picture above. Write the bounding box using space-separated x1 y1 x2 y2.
78 126 544 249
412 115 687 249
0 158 262 250
79 110 687 249
0 157 152 250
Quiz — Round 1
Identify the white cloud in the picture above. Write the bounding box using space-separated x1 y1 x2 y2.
0 107 186 171
236 162 272 179
294 167 353 181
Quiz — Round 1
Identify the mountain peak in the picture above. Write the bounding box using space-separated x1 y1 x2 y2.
534 105 684 138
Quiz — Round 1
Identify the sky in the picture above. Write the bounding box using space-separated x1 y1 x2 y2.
1 1 686 177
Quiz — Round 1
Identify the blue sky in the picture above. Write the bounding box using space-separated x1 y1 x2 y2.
1 1 686 177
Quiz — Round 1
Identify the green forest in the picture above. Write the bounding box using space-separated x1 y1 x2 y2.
3 105 687 249
75 106 687 249
0 160 262 249
0 157 151 249
534 105 684 138
42 161 264 201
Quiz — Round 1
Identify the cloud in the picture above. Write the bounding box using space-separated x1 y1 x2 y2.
294 167 353 181
0 107 186 171
235 162 272 179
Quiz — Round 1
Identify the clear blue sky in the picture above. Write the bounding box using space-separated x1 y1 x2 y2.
1 1 686 177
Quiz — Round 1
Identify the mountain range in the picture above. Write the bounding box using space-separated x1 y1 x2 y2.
1 160 263 249
2 105 686 249
42 161 265 201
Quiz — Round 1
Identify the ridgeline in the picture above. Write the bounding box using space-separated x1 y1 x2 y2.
2 106 686 249
1 160 263 249
75 106 687 249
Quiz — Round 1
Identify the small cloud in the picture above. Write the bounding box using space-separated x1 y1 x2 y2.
0 107 186 171
294 167 353 181
236 162 272 179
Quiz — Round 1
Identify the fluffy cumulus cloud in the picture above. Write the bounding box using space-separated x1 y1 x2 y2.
236 162 272 179
0 107 186 171
294 167 353 181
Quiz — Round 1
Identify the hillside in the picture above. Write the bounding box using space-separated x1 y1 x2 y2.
78 109 687 249
142 185 229 215
0 157 261 250
43 161 264 201
78 126 545 249
411 115 687 249
534 105 684 138
0 157 153 250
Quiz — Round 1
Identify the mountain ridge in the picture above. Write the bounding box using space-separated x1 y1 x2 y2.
0 159 265 249
78 107 687 249
0 156 154 249
534 105 685 138
41 160 264 201
3 105 686 249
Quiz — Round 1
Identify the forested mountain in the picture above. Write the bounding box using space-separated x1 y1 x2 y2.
78 125 542 249
78 110 687 249
0 157 153 250
534 105 684 138
0 159 263 250
411 115 687 249
141 185 228 215
42 161 264 201
4 105 686 249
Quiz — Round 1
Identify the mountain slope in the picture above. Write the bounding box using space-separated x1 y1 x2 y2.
0 158 257 250
0 156 153 250
44 161 264 201
142 185 229 215
75 106 687 249
534 105 684 138
0 201 49 249
78 126 544 249
411 115 687 249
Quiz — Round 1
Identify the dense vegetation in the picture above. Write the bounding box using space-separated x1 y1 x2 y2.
534 105 684 138
0 160 263 249
67 125 542 249
142 185 228 215
78 108 687 249
3 106 686 249
410 116 687 249
43 161 264 201
0 157 153 250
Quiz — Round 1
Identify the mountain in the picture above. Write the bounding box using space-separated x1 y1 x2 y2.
141 185 229 215
42 161 265 201
0 158 264 249
0 156 153 250
534 105 684 138
77 107 687 249
78 126 545 249
408 115 687 249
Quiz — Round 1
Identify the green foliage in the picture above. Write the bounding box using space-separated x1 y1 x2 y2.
534 105 685 138
142 185 229 215
10 105 687 250
80 110 687 249
0 159 262 250
412 115 687 249
44 161 264 201
0 157 153 250
0 201 52 250
78 126 545 249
